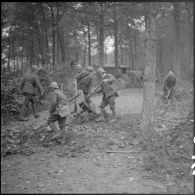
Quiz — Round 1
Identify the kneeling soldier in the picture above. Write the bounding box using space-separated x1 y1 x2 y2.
95 68 117 123
47 81 70 141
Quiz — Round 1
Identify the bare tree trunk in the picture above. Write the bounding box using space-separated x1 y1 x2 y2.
173 2 182 80
113 7 119 75
7 35 11 73
99 11 104 67
185 2 193 67
141 3 157 138
128 37 134 71
56 2 60 68
83 44 87 68
40 2 49 65
134 32 137 70
13 39 16 74
50 5 56 70
88 23 91 66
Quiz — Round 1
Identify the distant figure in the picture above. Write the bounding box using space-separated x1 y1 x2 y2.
162 70 176 103
95 68 118 123
47 81 69 141
19 65 43 121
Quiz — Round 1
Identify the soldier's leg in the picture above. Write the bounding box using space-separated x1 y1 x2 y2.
108 96 116 123
58 117 66 140
47 114 62 140
162 85 168 103
95 98 108 122
18 95 28 121
31 95 40 118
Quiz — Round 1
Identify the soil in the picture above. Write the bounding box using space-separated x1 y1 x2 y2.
1 88 193 193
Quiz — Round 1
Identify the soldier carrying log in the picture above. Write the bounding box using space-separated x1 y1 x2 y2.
89 68 119 123
71 64 95 114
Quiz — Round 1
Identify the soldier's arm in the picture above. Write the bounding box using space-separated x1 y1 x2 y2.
49 93 57 113
34 75 43 94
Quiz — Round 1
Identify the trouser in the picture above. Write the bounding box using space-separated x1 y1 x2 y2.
20 93 37 117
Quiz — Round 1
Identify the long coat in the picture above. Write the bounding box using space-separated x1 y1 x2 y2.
21 72 43 95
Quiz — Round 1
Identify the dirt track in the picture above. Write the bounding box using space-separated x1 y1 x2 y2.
0 88 191 193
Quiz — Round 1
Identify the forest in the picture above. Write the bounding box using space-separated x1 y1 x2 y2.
1 2 194 194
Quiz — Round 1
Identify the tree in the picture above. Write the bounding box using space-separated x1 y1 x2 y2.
173 2 183 80
141 3 157 138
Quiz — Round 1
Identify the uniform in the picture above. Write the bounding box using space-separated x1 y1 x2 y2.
47 82 69 141
97 74 116 110
47 88 67 130
19 71 43 120
96 72 117 123
162 71 176 102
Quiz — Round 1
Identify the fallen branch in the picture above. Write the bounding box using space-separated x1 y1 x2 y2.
105 150 138 153
155 117 181 123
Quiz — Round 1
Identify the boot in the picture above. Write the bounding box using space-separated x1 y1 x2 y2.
18 105 28 121
109 109 116 123
95 108 106 122
32 103 40 118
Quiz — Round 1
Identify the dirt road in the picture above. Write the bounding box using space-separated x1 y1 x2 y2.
0 88 188 193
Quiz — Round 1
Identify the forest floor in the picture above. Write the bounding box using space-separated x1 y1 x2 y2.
1 87 194 193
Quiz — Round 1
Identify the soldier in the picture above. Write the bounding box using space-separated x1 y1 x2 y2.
95 68 117 123
81 66 94 102
18 65 43 121
47 81 69 141
162 70 176 103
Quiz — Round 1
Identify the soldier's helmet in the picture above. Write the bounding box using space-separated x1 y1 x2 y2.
168 71 174 75
49 81 59 89
86 66 93 72
76 64 82 70
31 65 39 72
98 68 106 74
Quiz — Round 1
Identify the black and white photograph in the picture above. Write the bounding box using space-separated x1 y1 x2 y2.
1 1 194 193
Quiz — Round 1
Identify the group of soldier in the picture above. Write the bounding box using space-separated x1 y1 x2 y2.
18 64 119 141
17 62 177 141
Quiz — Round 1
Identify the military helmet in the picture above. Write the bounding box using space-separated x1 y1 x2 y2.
168 71 174 75
76 64 82 70
86 66 93 72
98 68 106 74
49 81 59 89
31 65 39 71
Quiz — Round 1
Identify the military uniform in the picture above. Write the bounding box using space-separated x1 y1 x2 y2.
47 82 69 141
162 72 176 102
19 71 43 120
96 73 117 122
47 88 67 130
97 74 116 110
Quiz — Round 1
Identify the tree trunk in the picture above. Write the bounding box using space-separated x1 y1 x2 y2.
7 35 11 73
141 3 157 138
88 23 91 66
99 11 104 67
83 44 87 67
40 2 49 65
173 2 182 80
129 37 134 71
51 5 56 70
13 39 16 74
185 2 193 67
113 7 119 75
134 32 137 70
59 31 65 64
56 2 60 67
